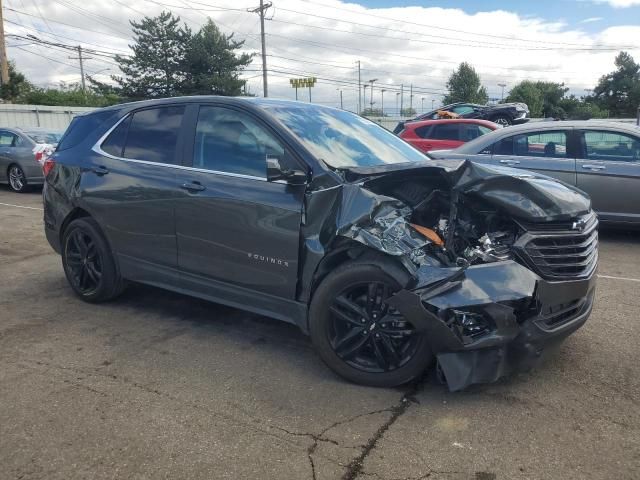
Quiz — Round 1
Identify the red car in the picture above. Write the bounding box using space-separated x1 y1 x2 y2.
398 118 499 153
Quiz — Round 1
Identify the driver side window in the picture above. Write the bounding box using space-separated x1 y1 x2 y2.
193 106 285 178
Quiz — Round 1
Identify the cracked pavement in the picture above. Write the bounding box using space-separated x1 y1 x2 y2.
1 188 639 480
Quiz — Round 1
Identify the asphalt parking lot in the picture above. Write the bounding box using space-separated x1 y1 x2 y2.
1 187 639 480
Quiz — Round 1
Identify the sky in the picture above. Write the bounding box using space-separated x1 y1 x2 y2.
5 0 640 114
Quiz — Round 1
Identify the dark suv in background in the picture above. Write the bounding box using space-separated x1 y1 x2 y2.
43 97 597 390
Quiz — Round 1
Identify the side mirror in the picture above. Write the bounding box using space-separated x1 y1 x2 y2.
266 155 307 185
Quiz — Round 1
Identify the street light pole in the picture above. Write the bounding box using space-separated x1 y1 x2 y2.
337 88 343 109
432 99 435 110
381 89 386 116
396 92 400 116
363 85 369 113
368 78 377 112
421 97 425 113
498 82 507 101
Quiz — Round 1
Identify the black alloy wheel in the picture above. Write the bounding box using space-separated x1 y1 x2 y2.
309 260 434 387
64 229 103 296
62 218 126 302
329 282 419 373
8 164 28 193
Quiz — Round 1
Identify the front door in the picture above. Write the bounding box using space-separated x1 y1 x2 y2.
175 104 305 300
576 129 640 224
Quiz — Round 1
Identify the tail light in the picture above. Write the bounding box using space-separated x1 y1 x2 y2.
43 157 56 176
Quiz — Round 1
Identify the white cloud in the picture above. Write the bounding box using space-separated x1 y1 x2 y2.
5 0 640 112
580 17 604 23
596 0 640 7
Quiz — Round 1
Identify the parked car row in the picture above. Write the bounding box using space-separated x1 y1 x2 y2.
428 121 640 226
0 127 62 192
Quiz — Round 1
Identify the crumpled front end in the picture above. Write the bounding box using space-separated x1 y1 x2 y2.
302 160 598 390
388 260 596 391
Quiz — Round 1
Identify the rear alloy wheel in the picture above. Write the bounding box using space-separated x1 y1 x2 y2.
492 115 512 127
62 218 125 302
309 260 433 387
8 164 28 193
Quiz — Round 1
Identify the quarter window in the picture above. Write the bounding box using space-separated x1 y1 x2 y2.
0 132 17 146
584 130 640 162
493 131 568 158
414 126 432 139
460 124 492 141
193 106 285 178
102 116 132 158
122 106 185 164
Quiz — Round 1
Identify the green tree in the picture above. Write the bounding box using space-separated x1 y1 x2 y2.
593 51 640 117
0 62 34 103
182 19 253 96
443 62 488 105
506 81 568 118
23 82 120 107
113 11 191 98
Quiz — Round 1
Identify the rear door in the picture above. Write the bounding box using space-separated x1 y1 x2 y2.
425 123 464 150
0 131 17 182
86 105 187 277
175 103 305 300
489 129 577 184
576 129 640 224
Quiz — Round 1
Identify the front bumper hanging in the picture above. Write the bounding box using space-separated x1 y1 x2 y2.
387 260 596 391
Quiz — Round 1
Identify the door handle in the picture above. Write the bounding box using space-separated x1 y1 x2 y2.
499 159 520 165
181 181 206 192
92 166 109 176
582 164 606 171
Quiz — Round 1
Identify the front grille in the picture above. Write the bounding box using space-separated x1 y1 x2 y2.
516 213 598 280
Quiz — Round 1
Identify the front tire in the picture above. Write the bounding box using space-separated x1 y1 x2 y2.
309 260 433 387
61 218 125 303
8 164 28 193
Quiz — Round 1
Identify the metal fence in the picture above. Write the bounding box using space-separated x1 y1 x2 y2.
0 104 96 131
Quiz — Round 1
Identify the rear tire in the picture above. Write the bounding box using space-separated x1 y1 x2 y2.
309 260 433 387
8 164 28 193
61 217 126 303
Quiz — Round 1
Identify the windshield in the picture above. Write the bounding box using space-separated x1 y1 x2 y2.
26 131 62 144
264 104 428 168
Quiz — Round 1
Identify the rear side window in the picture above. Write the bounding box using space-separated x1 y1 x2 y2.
414 126 431 139
430 124 460 141
0 132 17 146
122 106 185 164
460 124 492 142
57 111 113 151
584 130 640 162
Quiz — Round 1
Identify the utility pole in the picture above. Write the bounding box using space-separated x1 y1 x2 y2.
432 99 435 110
400 84 404 116
337 88 343 109
0 0 9 85
249 0 272 97
381 89 386 116
356 61 361 114
421 97 425 113
395 92 400 116
498 82 507 101
68 45 92 92
368 79 377 112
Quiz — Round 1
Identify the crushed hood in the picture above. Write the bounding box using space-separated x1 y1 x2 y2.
342 160 591 222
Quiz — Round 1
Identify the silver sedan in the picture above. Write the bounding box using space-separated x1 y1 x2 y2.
0 127 62 193
429 120 640 226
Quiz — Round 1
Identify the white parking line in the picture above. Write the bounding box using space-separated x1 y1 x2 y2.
0 202 43 211
597 274 640 283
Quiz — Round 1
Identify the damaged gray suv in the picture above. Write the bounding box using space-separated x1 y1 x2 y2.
43 97 598 390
